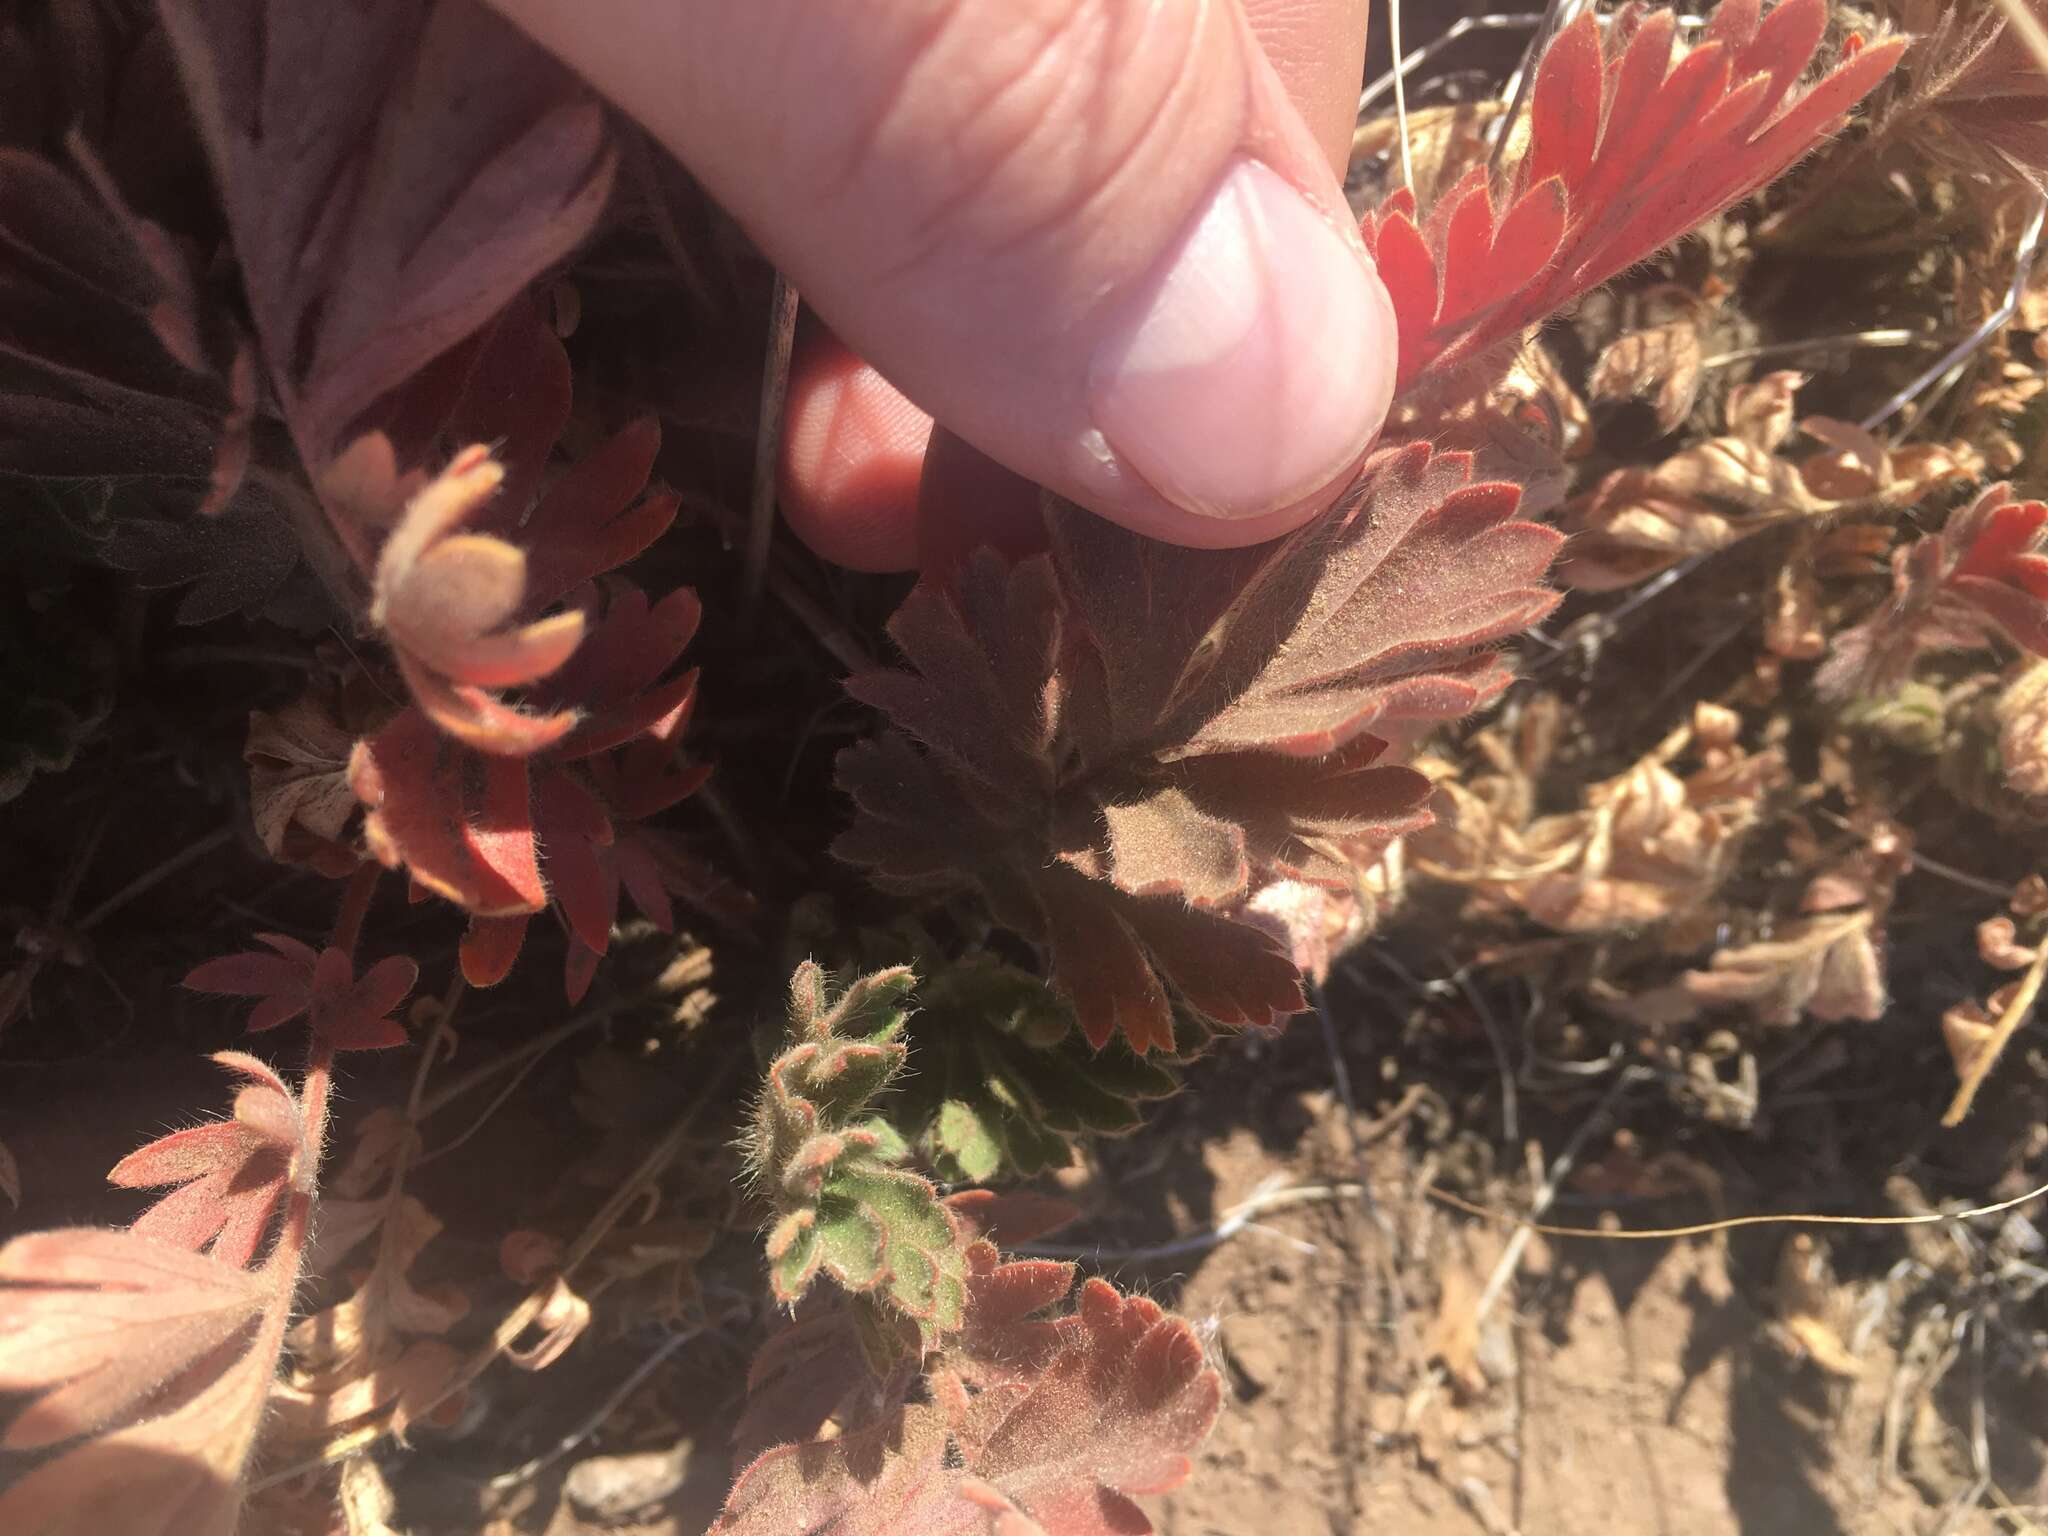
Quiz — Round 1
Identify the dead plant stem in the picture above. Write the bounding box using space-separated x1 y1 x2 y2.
1942 943 2048 1127
1385 0 1414 192
484 1326 702 1492
1996 0 2048 77
418 987 662 1121
742 272 800 618
73 824 237 932
1859 194 2048 436
1474 1068 1643 1325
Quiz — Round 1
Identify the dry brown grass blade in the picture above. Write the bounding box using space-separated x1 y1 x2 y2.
1426 1170 2048 1241
1941 943 2048 1127
1996 0 2048 78
742 273 800 617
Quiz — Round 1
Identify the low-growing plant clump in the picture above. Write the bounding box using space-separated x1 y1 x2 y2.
5 2 2048 1533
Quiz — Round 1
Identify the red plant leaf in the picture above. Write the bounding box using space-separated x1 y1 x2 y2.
509 416 681 609
1819 484 2048 697
943 1191 1081 1249
562 938 604 1005
185 940 415 1057
310 952 420 1053
536 584 704 760
1366 0 1904 394
534 768 617 955
441 299 576 515
839 445 1556 1050
358 558 732 994
351 708 547 915
714 1243 1221 1536
460 913 529 988
183 934 320 1033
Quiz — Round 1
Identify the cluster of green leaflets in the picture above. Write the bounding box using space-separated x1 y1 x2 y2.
745 911 1194 1346
745 962 967 1343
780 902 1184 1183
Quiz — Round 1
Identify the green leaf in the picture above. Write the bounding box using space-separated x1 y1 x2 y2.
935 1100 1002 1183
891 955 1184 1182
812 1197 886 1293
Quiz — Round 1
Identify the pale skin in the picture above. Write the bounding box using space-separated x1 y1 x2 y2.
483 0 1395 571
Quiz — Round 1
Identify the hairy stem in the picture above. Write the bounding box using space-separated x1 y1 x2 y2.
331 863 380 960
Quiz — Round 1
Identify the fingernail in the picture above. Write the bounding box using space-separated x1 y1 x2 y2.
1087 158 1396 521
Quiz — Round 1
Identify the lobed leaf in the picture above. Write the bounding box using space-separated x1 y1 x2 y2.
350 708 548 915
0 146 252 511
1819 484 2048 698
0 1197 299 1536
184 940 416 1055
0 1230 265 1451
888 956 1181 1182
1363 1 1904 396
158 0 615 469
715 1241 1221 1536
839 445 1557 1051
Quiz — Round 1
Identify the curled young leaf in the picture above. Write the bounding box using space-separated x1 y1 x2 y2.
369 445 585 756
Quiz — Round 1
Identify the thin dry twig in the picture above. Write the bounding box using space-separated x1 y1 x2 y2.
687 490 874 673
484 1326 701 1492
1486 0 1583 182
1943 944 2048 1127
1014 1110 1421 1269
258 1054 740 1488
1358 13 1543 113
742 272 800 616
0 808 111 1037
1428 1165 2048 1242
1860 196 2048 435
1474 1069 1644 1324
1997 0 2048 78
1386 0 1415 192
418 988 662 1121
75 825 235 932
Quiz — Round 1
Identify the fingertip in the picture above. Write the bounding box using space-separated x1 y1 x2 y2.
778 322 930 573
1084 157 1396 529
